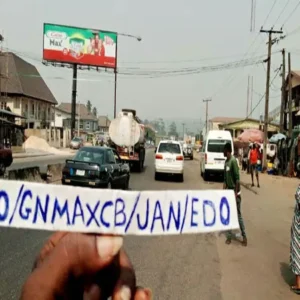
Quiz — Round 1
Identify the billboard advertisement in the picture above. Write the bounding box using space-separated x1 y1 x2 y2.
43 23 117 68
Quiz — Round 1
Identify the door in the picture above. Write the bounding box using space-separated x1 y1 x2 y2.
106 149 121 187
113 150 127 186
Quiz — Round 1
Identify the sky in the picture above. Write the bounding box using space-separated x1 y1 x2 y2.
1 0 300 133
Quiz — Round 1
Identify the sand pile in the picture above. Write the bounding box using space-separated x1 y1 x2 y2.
23 136 71 155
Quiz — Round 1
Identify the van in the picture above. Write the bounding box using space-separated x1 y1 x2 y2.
200 130 233 181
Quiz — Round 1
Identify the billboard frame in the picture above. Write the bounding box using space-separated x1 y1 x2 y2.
42 23 117 69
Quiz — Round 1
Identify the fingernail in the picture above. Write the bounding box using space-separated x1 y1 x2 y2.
119 286 131 300
96 236 123 260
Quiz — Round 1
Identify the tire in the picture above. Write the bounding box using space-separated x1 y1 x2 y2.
190 156 193 160
203 171 209 181
124 176 130 190
178 174 184 182
154 172 159 181
0 163 6 176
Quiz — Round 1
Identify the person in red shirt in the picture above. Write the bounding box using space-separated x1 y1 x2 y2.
249 143 260 187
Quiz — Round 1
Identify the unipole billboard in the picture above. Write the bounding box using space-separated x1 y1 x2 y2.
43 23 117 68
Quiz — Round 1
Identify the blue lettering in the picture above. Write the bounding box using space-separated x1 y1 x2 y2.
114 198 126 227
72 196 85 225
203 200 216 227
33 195 49 223
51 198 70 225
220 197 230 225
190 197 199 227
19 189 32 220
100 200 113 228
167 201 181 231
86 201 100 227
136 198 149 230
150 200 165 233
0 191 9 222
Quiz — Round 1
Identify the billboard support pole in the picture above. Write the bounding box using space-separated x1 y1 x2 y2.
113 35 118 119
71 64 78 139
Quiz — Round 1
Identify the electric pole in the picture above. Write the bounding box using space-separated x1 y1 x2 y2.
279 49 286 133
260 28 283 170
246 75 250 117
203 98 212 134
182 123 185 140
288 52 293 137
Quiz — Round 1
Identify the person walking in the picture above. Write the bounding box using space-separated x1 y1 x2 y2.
223 142 247 246
290 184 300 294
249 142 260 187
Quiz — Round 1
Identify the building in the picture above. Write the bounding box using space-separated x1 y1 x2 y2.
0 52 57 128
283 70 300 130
97 116 111 133
52 103 98 133
219 118 279 139
208 117 243 131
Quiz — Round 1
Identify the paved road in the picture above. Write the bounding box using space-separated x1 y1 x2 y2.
8 154 74 171
0 151 298 299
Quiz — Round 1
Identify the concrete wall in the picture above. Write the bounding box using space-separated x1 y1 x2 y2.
25 128 71 148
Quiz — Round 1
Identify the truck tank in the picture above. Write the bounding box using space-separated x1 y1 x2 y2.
109 111 145 147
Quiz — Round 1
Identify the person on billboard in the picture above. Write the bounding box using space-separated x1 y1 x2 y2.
93 34 105 56
87 37 96 54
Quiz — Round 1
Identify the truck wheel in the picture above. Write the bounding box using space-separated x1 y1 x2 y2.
203 171 209 181
178 174 184 182
190 156 193 160
155 172 159 181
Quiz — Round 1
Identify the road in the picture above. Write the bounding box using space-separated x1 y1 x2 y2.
8 154 74 171
0 150 298 299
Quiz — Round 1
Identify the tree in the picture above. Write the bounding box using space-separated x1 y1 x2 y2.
86 100 92 113
92 107 97 117
168 122 178 137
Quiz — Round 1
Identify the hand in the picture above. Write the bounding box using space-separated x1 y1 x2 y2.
21 232 152 300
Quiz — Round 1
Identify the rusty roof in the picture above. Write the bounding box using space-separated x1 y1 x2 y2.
57 103 98 120
0 52 57 104
209 117 243 123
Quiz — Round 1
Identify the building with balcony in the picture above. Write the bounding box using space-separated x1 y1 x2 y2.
0 52 57 128
52 103 98 133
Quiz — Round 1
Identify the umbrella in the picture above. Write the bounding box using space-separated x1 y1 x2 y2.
237 129 265 143
269 133 286 143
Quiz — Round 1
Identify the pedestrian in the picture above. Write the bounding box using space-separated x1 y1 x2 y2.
223 142 247 246
249 142 260 187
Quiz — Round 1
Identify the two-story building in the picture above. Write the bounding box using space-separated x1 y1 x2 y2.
52 103 98 133
208 117 243 131
0 52 57 128
97 115 111 133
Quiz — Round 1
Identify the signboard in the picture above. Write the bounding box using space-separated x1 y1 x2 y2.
0 180 239 235
43 23 117 68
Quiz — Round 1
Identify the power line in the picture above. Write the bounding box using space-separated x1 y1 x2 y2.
281 0 300 28
273 0 292 26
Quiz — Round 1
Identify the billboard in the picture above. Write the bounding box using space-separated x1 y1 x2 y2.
43 23 117 68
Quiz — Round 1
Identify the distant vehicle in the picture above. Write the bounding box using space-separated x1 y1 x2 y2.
69 137 84 150
108 109 145 172
200 130 233 181
62 146 130 189
0 144 13 176
154 140 184 182
182 143 193 160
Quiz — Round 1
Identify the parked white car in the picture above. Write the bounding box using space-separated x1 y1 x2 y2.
154 140 184 182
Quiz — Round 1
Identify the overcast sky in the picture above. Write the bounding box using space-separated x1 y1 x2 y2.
1 0 300 130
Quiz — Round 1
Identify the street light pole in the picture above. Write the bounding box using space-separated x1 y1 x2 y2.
113 32 142 119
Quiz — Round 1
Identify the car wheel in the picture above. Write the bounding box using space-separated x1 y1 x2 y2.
154 172 159 181
203 171 209 181
190 156 193 160
178 174 184 182
124 176 130 190
0 163 6 176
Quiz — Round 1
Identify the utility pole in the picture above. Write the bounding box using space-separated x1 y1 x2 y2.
203 98 212 134
280 49 286 133
288 52 293 137
260 28 283 170
182 123 185 140
246 75 250 117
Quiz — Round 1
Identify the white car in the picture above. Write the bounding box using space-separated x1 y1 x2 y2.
154 140 184 182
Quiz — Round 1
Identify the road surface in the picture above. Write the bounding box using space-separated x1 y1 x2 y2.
0 150 298 299
8 154 74 171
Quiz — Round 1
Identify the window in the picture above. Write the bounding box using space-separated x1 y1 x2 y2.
158 142 181 154
14 99 20 109
207 139 231 153
113 150 121 163
74 148 104 164
106 150 116 164
86 121 90 130
80 121 83 129
0 101 7 109
31 103 34 114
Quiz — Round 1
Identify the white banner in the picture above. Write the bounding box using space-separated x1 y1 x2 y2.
0 180 239 235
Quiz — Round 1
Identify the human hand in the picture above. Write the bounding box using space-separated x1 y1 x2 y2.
21 232 152 300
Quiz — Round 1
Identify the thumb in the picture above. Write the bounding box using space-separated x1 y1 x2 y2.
21 234 123 300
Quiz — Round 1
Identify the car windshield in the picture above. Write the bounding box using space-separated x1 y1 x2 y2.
207 139 231 153
72 137 81 142
73 148 104 164
158 143 181 154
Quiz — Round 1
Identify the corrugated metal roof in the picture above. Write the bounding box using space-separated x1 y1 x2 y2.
57 103 98 120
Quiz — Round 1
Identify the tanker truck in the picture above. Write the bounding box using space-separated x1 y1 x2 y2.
108 109 145 172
